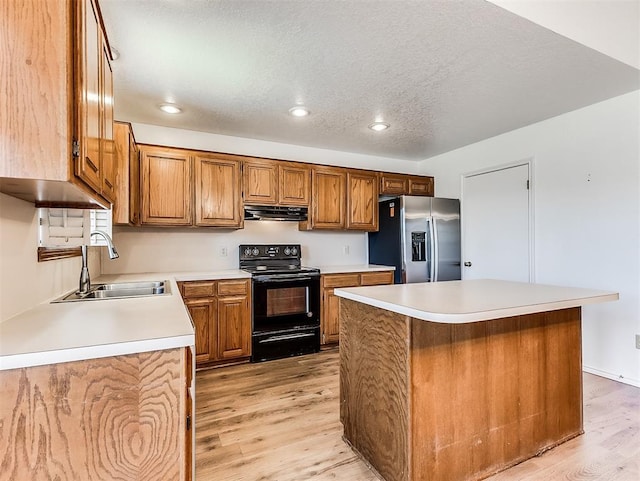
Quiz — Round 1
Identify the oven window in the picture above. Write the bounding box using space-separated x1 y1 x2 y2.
267 287 307 317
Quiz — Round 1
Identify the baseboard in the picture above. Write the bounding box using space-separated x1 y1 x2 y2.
583 365 640 388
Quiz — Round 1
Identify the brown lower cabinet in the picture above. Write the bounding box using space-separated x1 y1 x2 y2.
179 279 251 367
321 270 394 345
0 347 193 481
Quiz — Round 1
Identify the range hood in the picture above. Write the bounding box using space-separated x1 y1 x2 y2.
244 205 308 221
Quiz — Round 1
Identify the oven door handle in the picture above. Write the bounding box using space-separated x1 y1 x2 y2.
253 276 316 283
258 332 317 343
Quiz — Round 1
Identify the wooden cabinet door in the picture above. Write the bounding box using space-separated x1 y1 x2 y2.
320 272 392 345
243 159 278 205
195 154 243 227
129 134 140 225
100 42 115 202
279 163 310 206
217 295 251 360
347 170 378 231
322 288 341 344
76 0 102 193
409 176 434 196
140 146 192 225
380 173 409 196
310 167 346 229
183 297 217 364
113 122 139 225
321 274 360 345
112 121 130 224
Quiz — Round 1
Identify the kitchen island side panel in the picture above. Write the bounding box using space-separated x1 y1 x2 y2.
410 307 583 481
340 299 412 481
340 298 583 481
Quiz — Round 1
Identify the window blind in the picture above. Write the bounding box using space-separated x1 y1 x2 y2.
38 208 112 248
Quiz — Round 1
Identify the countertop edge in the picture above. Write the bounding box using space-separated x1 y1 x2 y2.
335 287 619 324
0 334 195 371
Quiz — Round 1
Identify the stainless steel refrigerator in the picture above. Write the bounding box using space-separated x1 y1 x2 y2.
368 196 461 284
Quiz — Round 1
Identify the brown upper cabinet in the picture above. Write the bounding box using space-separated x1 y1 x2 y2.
408 176 434 196
304 167 380 232
0 0 114 208
112 121 140 225
306 166 347 230
139 145 243 228
279 163 311 206
140 146 192 226
380 172 434 197
242 158 310 206
243 159 277 205
346 170 379 231
195 153 243 227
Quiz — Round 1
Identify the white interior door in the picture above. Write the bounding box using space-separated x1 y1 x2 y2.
462 163 531 282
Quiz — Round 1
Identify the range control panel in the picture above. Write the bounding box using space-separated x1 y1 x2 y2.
239 244 301 260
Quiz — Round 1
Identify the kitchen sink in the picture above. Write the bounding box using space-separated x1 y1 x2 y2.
53 280 170 302
94 281 166 291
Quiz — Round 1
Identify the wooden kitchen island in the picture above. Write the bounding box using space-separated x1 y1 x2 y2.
335 279 618 481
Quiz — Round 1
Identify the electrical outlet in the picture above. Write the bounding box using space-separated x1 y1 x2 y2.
220 247 228 257
636 334 640 350
343 245 350 255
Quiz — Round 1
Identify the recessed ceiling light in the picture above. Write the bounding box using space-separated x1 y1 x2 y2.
159 103 182 114
368 122 390 132
289 106 310 117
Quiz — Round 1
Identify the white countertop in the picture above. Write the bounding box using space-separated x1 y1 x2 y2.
0 270 250 371
1 265 409 371
314 264 395 275
335 279 618 324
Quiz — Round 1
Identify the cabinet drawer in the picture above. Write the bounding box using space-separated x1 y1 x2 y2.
181 281 216 298
218 279 249 296
409 176 434 196
360 271 394 286
380 175 409 195
322 274 360 288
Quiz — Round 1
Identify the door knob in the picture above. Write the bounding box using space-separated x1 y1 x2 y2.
464 261 472 267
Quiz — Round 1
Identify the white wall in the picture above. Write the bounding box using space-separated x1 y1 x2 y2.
103 221 367 274
131 123 421 174
420 91 640 387
0 193 101 322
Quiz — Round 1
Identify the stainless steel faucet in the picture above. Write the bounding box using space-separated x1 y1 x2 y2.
78 230 119 295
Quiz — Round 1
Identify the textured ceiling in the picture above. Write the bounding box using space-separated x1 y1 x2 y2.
99 0 639 161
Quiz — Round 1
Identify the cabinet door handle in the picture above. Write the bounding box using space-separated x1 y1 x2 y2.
85 156 99 173
464 261 472 267
186 414 191 431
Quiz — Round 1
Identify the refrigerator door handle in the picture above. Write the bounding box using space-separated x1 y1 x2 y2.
428 217 436 282
433 217 439 281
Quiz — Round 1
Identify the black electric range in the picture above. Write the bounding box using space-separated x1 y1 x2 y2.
239 244 320 362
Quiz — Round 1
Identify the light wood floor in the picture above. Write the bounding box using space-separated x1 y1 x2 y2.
195 349 640 481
